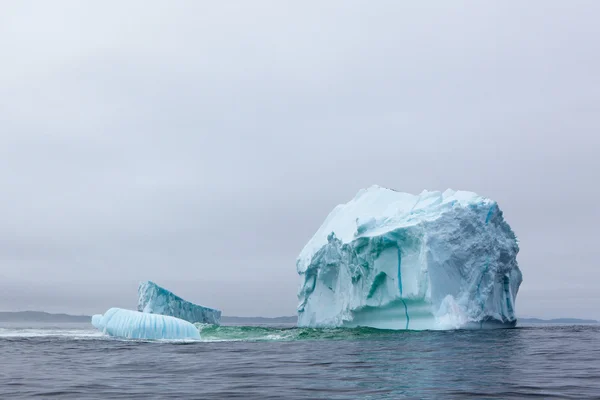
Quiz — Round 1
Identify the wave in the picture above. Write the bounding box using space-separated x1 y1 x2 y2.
0 324 420 342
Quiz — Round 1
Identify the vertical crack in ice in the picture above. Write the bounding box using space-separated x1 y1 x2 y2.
503 275 514 319
397 247 410 330
477 258 490 330
477 204 496 329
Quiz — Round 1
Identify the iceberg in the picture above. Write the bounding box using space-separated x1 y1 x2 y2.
92 308 201 340
297 185 522 330
91 314 102 329
138 281 221 325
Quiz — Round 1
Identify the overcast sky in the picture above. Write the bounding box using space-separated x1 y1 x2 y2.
1 1 598 318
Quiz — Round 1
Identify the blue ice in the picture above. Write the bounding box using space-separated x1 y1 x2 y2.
92 308 201 340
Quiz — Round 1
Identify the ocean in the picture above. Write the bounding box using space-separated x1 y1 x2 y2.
0 322 598 399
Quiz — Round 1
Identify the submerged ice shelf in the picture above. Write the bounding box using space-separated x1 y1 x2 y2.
297 185 523 330
92 308 201 340
138 281 221 325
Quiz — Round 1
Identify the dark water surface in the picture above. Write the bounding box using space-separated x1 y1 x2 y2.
1 322 599 399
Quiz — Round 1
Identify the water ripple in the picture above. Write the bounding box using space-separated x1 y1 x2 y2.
0 323 598 399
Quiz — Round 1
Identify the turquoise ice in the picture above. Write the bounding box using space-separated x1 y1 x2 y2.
297 185 522 330
138 281 221 325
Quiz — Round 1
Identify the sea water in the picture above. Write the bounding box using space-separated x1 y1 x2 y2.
0 322 598 399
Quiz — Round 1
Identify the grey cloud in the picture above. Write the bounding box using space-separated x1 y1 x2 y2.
0 1 599 317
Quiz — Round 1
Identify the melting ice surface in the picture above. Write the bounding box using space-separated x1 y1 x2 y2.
91 308 201 340
297 185 523 330
138 281 221 325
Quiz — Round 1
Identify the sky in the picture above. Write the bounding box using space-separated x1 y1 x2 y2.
1 1 599 318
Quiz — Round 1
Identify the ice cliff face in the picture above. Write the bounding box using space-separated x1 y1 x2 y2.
297 186 522 330
138 281 221 325
92 308 201 340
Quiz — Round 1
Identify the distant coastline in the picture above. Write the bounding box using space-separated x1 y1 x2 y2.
518 317 598 324
0 311 596 325
0 311 91 322
0 311 298 324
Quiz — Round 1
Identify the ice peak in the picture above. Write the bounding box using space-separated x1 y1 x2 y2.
138 281 221 325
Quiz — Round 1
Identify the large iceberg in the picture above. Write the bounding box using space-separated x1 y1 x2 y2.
92 308 201 340
138 281 221 325
297 186 522 330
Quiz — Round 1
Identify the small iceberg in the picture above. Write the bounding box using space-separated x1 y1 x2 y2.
92 308 201 340
138 281 221 325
